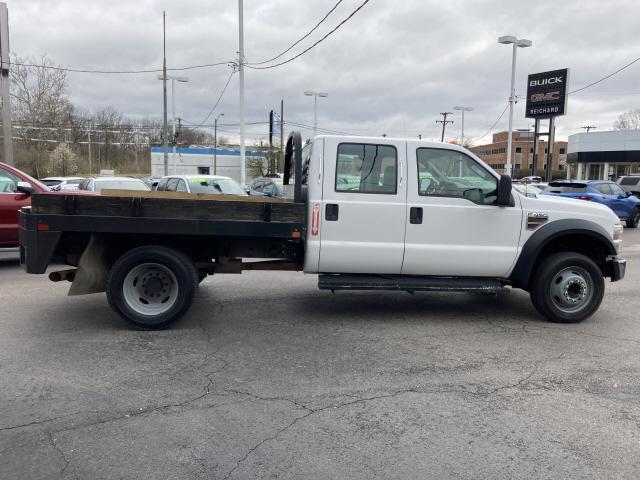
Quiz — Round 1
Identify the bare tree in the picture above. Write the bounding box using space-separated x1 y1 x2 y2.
9 55 73 176
614 108 640 130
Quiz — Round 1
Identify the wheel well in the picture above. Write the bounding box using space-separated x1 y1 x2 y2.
533 234 612 279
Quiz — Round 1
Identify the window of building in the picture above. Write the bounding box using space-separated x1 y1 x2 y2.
335 143 397 194
417 148 497 204
515 147 522 153
559 148 566 154
197 167 210 175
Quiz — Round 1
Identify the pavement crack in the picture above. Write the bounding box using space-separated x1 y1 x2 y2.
47 430 69 478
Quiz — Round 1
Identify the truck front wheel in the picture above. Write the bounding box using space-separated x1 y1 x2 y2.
529 252 604 323
106 246 198 329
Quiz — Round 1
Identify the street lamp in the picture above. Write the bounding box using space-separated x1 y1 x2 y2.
158 74 189 174
453 106 473 147
213 113 224 175
304 90 328 137
498 35 532 176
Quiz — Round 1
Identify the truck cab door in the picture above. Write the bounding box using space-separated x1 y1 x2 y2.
402 146 522 277
318 138 407 274
0 170 30 248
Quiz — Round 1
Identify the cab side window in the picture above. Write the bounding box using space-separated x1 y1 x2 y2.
335 143 397 194
417 148 497 205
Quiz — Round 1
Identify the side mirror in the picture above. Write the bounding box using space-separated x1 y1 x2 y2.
16 181 36 195
497 175 512 206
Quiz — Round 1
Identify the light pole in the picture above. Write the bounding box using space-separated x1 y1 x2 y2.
214 113 224 175
453 106 473 147
158 74 189 175
498 35 532 176
304 91 328 137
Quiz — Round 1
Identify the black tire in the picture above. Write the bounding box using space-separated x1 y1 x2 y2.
626 208 640 228
106 245 198 329
529 252 604 323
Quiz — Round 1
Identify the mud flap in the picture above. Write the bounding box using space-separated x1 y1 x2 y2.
68 234 109 296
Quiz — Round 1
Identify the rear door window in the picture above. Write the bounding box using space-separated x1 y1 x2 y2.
335 143 397 194
595 183 612 195
620 177 640 186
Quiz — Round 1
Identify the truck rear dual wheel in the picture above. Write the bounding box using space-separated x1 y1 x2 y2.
106 246 198 329
529 252 604 323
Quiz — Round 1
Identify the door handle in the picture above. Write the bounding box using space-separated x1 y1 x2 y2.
326 203 339 221
410 207 423 224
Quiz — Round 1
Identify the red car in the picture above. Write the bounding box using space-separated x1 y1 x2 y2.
0 162 49 250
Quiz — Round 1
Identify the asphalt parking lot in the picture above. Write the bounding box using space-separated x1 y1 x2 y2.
1 230 639 480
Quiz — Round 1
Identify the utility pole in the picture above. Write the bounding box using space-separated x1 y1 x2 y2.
214 113 223 175
581 125 596 133
435 112 454 142
0 3 13 165
280 99 284 173
162 11 169 176
87 126 92 175
238 0 246 186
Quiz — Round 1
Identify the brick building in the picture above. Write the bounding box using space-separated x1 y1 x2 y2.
469 131 568 177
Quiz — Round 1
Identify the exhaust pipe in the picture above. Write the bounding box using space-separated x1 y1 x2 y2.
49 269 77 282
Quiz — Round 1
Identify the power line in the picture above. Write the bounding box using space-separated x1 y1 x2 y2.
245 0 373 70
248 0 344 65
569 54 640 95
191 67 237 128
474 103 509 141
11 60 235 75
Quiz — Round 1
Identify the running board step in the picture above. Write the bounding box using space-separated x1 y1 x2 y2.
318 274 509 293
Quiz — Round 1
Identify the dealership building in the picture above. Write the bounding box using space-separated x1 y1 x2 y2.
567 130 640 179
150 146 266 183
469 130 568 175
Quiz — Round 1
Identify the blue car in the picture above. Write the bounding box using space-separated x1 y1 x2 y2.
545 180 640 228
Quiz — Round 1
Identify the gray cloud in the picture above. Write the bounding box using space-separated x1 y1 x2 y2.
10 0 640 144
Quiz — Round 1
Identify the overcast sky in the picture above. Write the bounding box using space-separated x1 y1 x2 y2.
10 0 640 144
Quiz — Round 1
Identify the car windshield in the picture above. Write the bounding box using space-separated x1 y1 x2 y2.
94 180 149 192
187 178 246 195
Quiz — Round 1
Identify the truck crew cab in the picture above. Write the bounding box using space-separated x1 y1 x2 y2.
20 133 625 329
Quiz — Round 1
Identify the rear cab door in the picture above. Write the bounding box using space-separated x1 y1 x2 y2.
0 165 40 248
317 136 407 273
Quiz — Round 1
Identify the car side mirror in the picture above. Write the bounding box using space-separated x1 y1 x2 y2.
497 175 512 206
624 191 633 198
16 181 36 195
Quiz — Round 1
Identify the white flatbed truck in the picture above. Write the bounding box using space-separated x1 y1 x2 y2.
20 132 626 329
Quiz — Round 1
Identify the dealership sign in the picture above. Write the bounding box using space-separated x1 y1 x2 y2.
525 68 569 118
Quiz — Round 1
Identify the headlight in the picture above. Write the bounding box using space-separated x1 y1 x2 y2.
613 223 623 253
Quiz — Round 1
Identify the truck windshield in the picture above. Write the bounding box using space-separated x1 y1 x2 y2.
187 178 246 195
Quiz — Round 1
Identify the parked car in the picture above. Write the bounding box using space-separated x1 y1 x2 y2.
78 176 150 193
520 175 543 184
41 176 85 191
617 175 640 196
0 162 49 249
247 177 286 197
545 180 640 227
141 175 163 190
156 175 247 195
513 183 544 198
